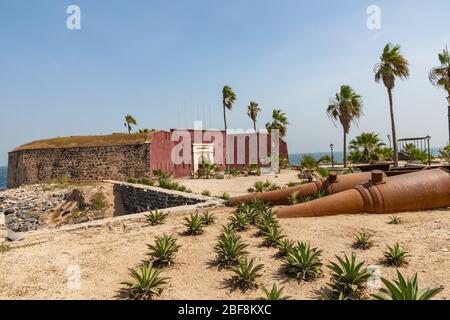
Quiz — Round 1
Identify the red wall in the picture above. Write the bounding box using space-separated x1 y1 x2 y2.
149 130 289 178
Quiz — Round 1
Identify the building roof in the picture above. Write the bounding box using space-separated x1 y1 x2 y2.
12 132 157 152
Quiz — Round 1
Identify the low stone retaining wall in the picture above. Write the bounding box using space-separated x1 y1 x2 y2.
108 181 218 214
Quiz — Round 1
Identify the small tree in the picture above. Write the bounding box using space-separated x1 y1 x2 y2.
124 115 137 134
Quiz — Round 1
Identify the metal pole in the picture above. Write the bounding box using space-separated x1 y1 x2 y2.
330 144 334 168
427 136 431 166
448 104 450 144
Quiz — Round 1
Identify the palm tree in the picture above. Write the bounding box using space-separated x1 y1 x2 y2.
247 101 261 132
222 86 237 168
374 43 410 167
265 109 289 138
429 46 450 142
348 132 390 163
124 115 137 134
327 85 363 168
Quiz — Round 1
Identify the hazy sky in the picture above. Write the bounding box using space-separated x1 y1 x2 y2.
1 0 450 166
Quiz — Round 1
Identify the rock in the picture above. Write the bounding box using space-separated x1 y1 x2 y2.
65 189 87 210
6 229 24 242
4 208 15 215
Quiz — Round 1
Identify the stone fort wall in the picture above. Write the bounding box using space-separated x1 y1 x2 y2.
8 144 150 188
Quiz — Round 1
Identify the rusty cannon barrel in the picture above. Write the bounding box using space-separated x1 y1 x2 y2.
277 169 450 219
229 171 385 206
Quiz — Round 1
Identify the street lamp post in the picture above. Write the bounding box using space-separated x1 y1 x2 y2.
426 135 431 166
330 144 334 168
447 96 450 144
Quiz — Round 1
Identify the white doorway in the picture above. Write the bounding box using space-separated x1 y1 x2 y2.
192 143 214 174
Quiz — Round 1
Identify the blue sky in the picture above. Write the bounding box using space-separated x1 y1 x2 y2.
1 0 450 166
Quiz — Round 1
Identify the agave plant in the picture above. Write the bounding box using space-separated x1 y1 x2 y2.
220 224 237 238
256 214 280 236
147 234 181 267
262 226 286 247
383 243 411 267
284 242 323 281
327 253 370 299
258 284 290 300
288 191 300 205
145 210 169 226
353 230 374 250
277 239 295 257
388 215 403 225
201 211 216 225
249 199 271 215
121 263 168 300
183 212 205 235
214 233 248 267
372 270 444 300
229 212 250 231
230 257 264 290
241 205 260 225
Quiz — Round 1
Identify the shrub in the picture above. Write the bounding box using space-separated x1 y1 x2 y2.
277 239 295 257
195 160 218 179
258 284 290 300
221 192 230 201
230 257 264 289
201 190 212 197
90 192 107 210
388 215 403 225
183 212 205 235
371 270 444 300
214 233 248 267
256 212 279 236
288 191 300 205
121 263 168 300
247 164 261 176
201 211 216 225
153 169 171 180
229 168 241 176
262 226 286 247
145 210 168 226
353 230 374 250
327 253 370 299
137 177 155 186
284 242 323 281
240 205 260 225
147 234 181 267
383 243 410 267
229 212 250 232
220 224 237 238
252 180 280 193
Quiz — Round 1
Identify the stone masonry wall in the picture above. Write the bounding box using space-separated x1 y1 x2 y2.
112 181 211 214
8 144 150 188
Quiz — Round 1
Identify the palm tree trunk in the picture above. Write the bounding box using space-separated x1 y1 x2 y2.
223 104 228 169
253 120 258 165
387 88 399 167
343 129 347 168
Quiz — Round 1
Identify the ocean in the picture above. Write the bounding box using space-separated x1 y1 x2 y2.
0 167 6 190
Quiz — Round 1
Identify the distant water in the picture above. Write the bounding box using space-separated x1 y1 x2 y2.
0 167 6 190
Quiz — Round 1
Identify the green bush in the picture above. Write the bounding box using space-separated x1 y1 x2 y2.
215 233 248 267
284 242 323 281
353 230 374 250
121 263 168 300
90 192 107 210
183 212 206 235
383 243 411 267
258 284 290 300
145 210 168 226
372 270 444 300
147 234 181 267
230 258 264 289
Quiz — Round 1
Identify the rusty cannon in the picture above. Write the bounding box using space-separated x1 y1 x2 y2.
229 171 386 206
277 168 450 219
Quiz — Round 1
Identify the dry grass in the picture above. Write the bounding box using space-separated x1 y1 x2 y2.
13 132 156 151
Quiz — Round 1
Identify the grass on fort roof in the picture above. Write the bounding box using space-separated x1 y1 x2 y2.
13 132 157 151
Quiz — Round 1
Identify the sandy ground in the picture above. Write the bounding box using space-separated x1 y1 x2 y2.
1 205 449 300
175 169 300 197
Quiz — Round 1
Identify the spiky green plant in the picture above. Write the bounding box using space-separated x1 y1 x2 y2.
284 242 323 281
277 239 295 257
388 215 403 225
372 270 444 300
145 210 169 226
262 226 286 247
121 263 168 300
249 199 271 215
183 212 205 235
383 243 410 267
258 284 290 300
230 257 264 289
201 211 216 225
288 191 300 205
353 230 374 250
201 190 212 197
220 224 237 238
214 233 248 267
327 253 370 299
241 205 260 225
229 212 250 231
147 234 181 267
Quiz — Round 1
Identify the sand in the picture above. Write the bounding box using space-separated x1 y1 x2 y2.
1 205 449 300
